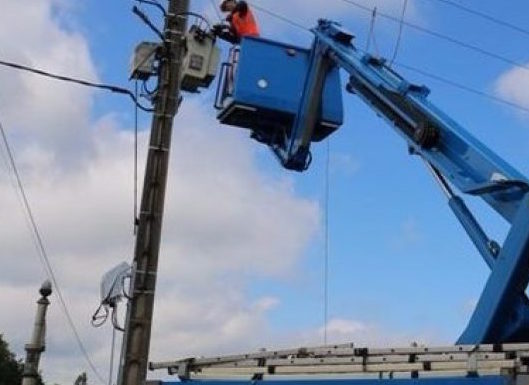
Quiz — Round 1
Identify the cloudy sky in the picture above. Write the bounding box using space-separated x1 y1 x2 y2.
0 0 529 384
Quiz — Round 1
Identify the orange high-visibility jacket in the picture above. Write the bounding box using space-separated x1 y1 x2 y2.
231 7 259 38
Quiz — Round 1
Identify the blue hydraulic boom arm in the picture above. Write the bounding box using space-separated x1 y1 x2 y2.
257 20 529 345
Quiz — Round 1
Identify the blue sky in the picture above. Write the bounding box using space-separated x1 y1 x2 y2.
1 0 529 383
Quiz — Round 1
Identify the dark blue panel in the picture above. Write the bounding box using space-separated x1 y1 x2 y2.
234 36 343 126
235 38 309 114
218 36 343 144
162 376 512 385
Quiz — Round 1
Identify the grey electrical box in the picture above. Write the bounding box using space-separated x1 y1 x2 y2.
130 41 160 80
181 26 220 92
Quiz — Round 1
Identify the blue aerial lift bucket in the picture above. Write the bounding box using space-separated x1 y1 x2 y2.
215 36 344 146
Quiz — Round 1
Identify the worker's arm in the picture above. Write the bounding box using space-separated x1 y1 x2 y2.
211 23 240 44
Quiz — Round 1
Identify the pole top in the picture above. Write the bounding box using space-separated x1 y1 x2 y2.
39 280 52 298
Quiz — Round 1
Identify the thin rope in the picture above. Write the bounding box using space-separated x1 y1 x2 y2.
109 327 116 385
390 0 409 66
324 138 330 344
366 7 380 56
210 0 223 21
250 2 311 32
419 0 529 38
0 120 107 384
134 80 139 235
0 59 153 112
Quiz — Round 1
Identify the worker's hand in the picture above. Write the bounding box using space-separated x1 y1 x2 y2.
211 23 228 36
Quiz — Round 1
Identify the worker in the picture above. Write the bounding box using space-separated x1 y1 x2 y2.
212 0 260 44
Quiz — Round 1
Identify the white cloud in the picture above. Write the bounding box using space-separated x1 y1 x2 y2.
390 217 422 250
311 318 434 347
0 98 320 383
0 0 97 169
0 1 320 384
331 152 361 176
496 63 529 111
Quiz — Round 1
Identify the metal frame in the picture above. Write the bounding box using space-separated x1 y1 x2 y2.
151 17 529 385
275 19 529 344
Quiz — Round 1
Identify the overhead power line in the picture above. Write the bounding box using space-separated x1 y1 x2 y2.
389 0 409 66
0 121 107 384
393 62 529 114
418 0 529 38
246 3 529 115
250 3 310 32
0 59 153 112
338 0 529 74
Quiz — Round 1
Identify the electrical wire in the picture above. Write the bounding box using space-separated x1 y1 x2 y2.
0 121 107 385
393 61 529 114
245 3 529 116
365 7 380 56
209 0 223 22
175 12 212 28
418 0 529 38
109 327 117 385
136 0 167 16
111 307 125 332
91 305 110 328
249 3 311 32
338 0 529 74
0 59 153 112
390 0 408 66
134 81 139 235
133 5 165 40
323 138 330 345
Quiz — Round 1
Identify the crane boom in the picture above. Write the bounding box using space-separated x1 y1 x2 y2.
295 20 529 345
213 20 529 345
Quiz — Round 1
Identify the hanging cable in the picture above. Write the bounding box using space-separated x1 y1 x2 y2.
210 0 223 21
134 80 139 235
323 138 331 345
249 3 311 32
108 327 117 385
0 120 107 385
244 4 529 115
390 0 409 66
111 307 125 332
91 305 110 328
0 59 153 112
249 1 529 76
418 0 529 38
393 61 529 114
365 7 380 56
133 5 165 40
338 0 529 74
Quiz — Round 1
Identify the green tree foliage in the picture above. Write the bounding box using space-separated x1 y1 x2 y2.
0 334 22 385
0 334 44 385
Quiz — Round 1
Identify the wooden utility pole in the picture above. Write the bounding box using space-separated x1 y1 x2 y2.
118 1 189 384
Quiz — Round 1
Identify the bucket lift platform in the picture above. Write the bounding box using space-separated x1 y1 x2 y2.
215 36 344 147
